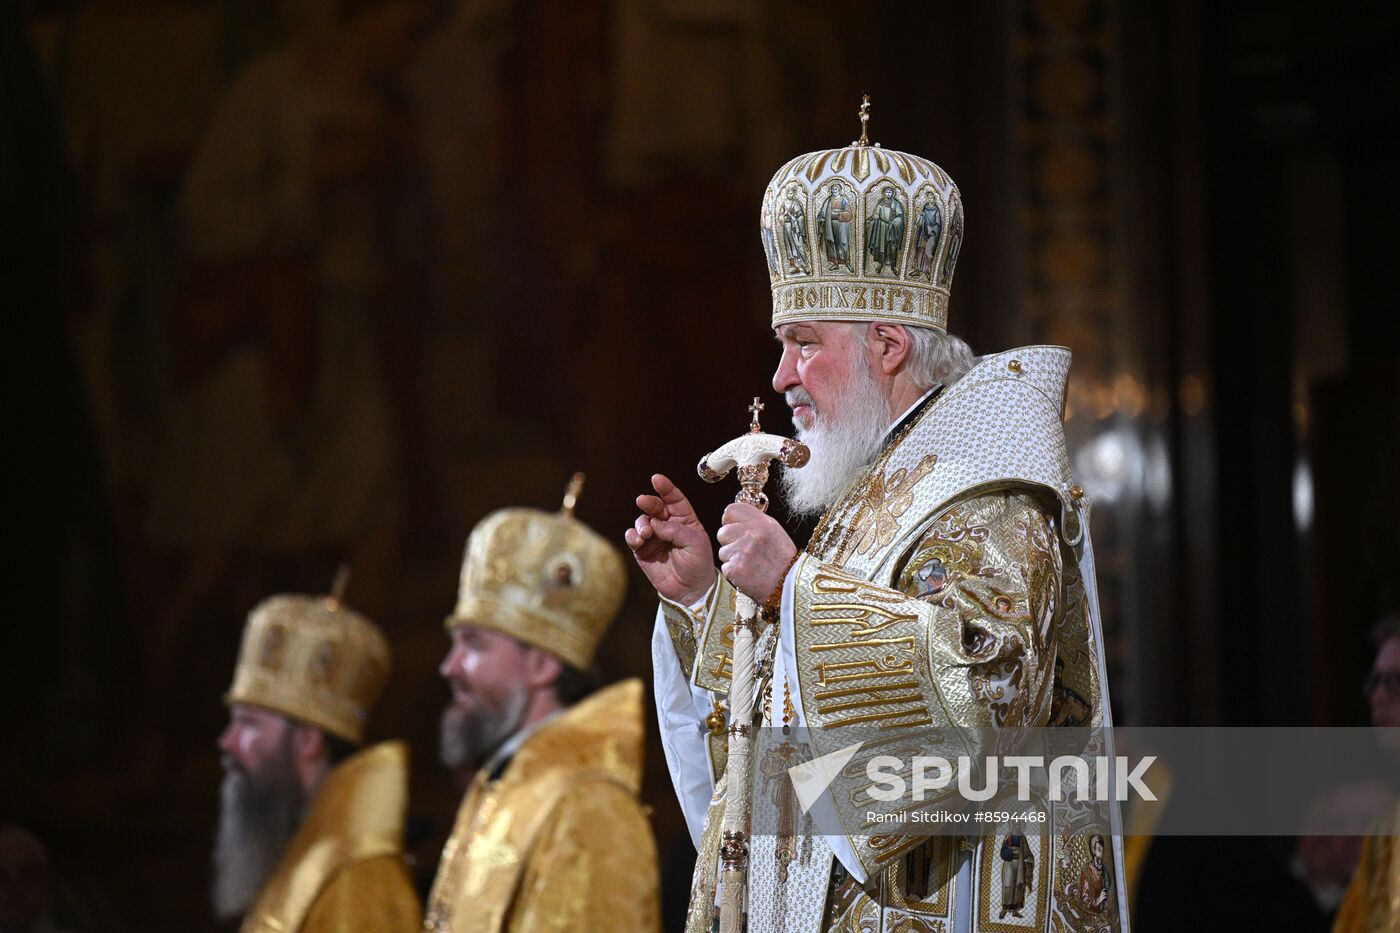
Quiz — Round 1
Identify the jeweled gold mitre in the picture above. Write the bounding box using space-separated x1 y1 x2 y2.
763 96 963 331
446 474 625 671
225 590 391 745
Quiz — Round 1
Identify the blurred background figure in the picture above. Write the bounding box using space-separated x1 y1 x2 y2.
169 0 436 561
0 825 80 933
1362 616 1400 734
214 588 418 932
1294 781 1394 921
1329 615 1400 933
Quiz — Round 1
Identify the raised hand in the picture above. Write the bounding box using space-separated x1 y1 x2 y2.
624 474 717 605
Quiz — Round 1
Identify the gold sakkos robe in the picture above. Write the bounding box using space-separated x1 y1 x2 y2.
241 741 421 933
654 346 1132 933
423 678 660 933
1333 806 1400 933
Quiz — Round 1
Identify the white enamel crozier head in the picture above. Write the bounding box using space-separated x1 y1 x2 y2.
697 398 809 513
761 95 964 332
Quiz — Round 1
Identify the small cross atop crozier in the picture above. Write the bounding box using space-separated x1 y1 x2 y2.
748 397 765 433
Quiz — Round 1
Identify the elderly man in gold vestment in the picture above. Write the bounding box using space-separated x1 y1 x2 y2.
213 588 420 932
423 477 660 933
629 104 1131 932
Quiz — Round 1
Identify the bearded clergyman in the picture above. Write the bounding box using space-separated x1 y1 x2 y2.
424 477 660 932
627 105 1132 932
214 589 419 932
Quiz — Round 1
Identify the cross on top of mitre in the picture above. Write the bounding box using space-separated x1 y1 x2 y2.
854 93 872 147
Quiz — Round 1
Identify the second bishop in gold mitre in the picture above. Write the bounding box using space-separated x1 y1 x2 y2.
424 475 660 933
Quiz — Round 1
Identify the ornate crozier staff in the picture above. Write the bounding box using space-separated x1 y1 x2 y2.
697 397 808 933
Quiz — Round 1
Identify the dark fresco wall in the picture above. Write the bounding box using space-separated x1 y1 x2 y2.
3 0 1397 931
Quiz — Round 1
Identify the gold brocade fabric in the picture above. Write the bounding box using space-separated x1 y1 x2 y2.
681 488 1117 933
792 491 1061 863
241 742 419 933
226 594 391 745
446 505 627 671
300 856 424 933
424 679 660 933
1333 808 1400 933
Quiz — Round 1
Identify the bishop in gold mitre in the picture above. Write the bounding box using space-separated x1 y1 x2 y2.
629 98 1132 932
424 475 660 933
214 582 420 933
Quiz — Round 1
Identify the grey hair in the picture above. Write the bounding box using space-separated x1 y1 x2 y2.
853 323 975 390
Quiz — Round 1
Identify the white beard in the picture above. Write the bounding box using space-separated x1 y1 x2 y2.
779 360 893 520
438 682 529 770
211 752 305 922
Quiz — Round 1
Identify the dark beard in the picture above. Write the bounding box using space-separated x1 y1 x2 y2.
438 685 527 771
211 743 305 922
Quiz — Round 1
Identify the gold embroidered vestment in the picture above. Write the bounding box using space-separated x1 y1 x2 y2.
424 679 661 933
660 346 1129 933
240 741 421 933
